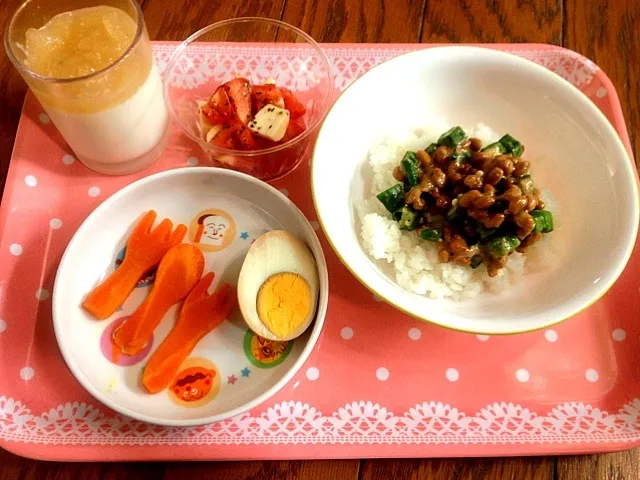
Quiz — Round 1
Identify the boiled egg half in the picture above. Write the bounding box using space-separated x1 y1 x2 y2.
237 230 319 341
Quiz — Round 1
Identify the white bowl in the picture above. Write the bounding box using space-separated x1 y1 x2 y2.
54 167 328 426
312 46 639 335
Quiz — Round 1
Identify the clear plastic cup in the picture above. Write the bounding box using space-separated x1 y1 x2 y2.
5 0 170 175
163 18 334 181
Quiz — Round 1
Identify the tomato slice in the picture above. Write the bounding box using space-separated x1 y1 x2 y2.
251 84 285 114
208 86 234 118
254 137 277 150
281 88 306 119
234 122 256 150
201 103 225 125
210 122 236 149
223 78 252 125
281 118 305 142
210 119 256 151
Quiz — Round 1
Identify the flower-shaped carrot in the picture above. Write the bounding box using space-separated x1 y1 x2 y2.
82 211 187 320
142 272 236 394
113 244 205 355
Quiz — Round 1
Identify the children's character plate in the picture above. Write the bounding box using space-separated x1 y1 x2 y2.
52 167 328 426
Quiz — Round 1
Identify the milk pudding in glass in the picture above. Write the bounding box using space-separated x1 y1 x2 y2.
5 0 169 175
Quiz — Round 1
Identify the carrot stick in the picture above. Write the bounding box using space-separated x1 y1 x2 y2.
112 244 204 355
82 211 187 319
142 273 236 394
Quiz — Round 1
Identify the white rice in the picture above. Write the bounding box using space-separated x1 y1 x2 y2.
357 122 539 300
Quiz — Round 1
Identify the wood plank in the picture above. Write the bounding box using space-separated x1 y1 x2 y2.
162 459 360 480
564 0 639 164
0 447 166 480
281 0 425 43
359 457 554 480
421 0 562 44
0 0 32 198
142 0 286 42
0 447 28 480
556 451 640 480
0 448 361 480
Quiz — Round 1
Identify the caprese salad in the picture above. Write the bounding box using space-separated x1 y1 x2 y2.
197 77 306 150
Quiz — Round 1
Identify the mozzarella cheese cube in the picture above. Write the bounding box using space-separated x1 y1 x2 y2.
248 105 290 142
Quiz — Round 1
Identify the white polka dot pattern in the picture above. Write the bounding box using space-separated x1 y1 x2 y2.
516 369 530 383
340 327 353 340
612 329 626 342
585 369 599 383
445 368 459 382
20 367 35 381
24 175 37 187
50 219 63 230
408 328 421 340
376 367 389 381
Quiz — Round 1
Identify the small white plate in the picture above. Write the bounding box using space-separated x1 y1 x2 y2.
53 167 328 426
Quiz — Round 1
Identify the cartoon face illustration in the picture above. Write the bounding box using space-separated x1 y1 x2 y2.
172 368 214 402
196 215 229 246
168 359 221 408
99 316 153 367
244 330 293 368
189 209 236 252
255 336 289 362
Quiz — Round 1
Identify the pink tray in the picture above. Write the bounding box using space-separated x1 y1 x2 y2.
1 42 639 462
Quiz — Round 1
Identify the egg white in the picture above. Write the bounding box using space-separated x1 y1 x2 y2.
237 230 319 341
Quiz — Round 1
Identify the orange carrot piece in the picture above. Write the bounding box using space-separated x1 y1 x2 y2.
82 211 187 320
113 244 204 355
142 273 236 394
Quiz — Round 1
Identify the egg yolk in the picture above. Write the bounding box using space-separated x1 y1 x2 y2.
256 272 311 338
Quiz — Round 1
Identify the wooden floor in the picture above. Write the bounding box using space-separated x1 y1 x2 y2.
1 0 639 478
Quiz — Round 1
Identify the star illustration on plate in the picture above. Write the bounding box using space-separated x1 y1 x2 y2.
227 374 238 385
241 367 251 378
240 231 249 240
